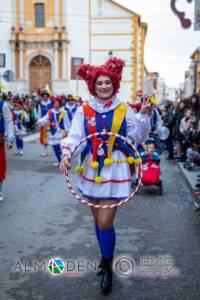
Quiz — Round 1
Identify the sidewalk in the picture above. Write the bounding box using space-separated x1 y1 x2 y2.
177 162 200 207
178 162 200 190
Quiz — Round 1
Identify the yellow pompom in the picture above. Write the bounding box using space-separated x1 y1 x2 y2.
95 176 103 184
134 158 141 166
104 158 113 167
127 156 134 164
90 161 99 169
150 97 159 105
0 83 5 89
75 166 84 174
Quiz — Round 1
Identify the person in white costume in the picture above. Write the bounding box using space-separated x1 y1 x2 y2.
13 98 29 156
38 90 53 156
64 94 78 126
60 57 151 294
38 97 70 166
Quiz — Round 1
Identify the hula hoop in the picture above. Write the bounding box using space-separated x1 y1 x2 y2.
63 132 143 209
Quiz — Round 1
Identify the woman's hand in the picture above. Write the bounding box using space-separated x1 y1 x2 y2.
36 121 42 128
6 142 13 149
139 100 152 116
60 155 71 172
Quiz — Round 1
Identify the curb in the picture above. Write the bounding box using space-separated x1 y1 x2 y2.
177 162 200 201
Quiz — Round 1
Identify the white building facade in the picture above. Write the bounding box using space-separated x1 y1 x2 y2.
0 0 147 102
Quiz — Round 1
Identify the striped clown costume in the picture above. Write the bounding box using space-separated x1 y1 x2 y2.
60 57 150 294
61 97 150 199
64 94 77 126
38 97 70 163
13 99 29 155
38 96 53 145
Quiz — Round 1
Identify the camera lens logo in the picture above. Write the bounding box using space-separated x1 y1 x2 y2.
114 256 134 277
48 258 65 275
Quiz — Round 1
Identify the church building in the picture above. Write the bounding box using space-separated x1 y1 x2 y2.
0 0 147 101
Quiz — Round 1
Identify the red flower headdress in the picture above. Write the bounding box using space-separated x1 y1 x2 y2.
50 96 63 107
12 98 24 109
77 57 125 96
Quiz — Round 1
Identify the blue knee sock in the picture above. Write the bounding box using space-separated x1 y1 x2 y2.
99 227 116 259
16 138 23 150
53 144 61 162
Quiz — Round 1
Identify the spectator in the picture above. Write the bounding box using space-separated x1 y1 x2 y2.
173 99 187 160
162 101 175 160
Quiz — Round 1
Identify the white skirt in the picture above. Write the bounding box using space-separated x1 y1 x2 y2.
77 150 132 200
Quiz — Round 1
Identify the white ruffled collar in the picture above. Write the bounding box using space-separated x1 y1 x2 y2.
89 96 120 113
52 108 62 114
65 103 76 110
41 100 51 106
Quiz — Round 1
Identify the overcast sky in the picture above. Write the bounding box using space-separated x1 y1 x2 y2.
116 0 200 88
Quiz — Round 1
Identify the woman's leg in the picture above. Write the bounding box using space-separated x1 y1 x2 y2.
16 136 20 150
90 202 117 257
89 206 101 251
176 140 182 157
97 200 118 294
98 201 117 260
166 136 174 159
52 144 62 162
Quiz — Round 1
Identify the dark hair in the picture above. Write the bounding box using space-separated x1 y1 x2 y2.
189 94 200 111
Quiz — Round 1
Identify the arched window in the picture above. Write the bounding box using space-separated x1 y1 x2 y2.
35 3 45 28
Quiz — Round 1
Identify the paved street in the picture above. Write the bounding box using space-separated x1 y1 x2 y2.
0 138 200 300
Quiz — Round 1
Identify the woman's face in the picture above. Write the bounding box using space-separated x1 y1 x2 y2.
173 101 178 109
54 101 60 110
185 109 191 118
179 102 185 109
191 96 197 104
95 75 114 100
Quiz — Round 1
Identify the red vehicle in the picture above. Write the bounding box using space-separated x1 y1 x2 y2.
141 158 162 195
132 150 163 195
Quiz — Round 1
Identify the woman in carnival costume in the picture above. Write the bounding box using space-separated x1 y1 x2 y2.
12 98 29 156
64 94 78 126
60 57 151 294
38 97 70 166
38 90 53 156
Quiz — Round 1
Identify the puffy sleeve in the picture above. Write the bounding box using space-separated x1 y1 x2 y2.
24 111 29 122
63 113 71 133
126 106 150 144
38 114 49 126
38 103 42 118
3 102 14 142
61 106 86 157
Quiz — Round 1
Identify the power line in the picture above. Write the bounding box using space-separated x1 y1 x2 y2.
0 17 196 31
0 9 195 17
0 15 195 25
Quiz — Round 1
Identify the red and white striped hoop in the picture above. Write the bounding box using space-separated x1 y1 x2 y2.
63 132 142 209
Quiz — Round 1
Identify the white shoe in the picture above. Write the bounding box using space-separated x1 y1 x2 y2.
19 151 24 156
42 152 47 157
0 192 4 202
53 162 60 167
